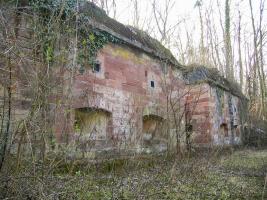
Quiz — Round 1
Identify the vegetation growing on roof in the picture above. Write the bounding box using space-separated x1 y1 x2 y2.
182 65 247 99
79 2 180 66
12 0 123 71
10 0 180 69
78 30 121 73
127 26 178 64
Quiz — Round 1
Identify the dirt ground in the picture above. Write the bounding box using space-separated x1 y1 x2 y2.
0 148 267 199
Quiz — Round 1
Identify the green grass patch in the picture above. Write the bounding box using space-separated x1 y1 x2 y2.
220 149 267 173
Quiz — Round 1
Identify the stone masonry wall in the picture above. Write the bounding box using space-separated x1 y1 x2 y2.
54 43 185 156
210 87 242 145
185 83 213 145
186 83 242 146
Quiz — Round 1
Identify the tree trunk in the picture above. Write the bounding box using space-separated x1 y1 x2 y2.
249 0 265 117
238 9 243 89
224 0 233 80
0 57 12 172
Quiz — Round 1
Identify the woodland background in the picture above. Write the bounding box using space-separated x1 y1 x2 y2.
0 0 266 199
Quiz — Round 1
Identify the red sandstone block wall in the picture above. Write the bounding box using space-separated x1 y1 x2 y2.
54 43 185 146
185 83 213 144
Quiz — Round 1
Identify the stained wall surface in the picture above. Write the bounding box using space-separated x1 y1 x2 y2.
54 43 185 155
185 83 243 146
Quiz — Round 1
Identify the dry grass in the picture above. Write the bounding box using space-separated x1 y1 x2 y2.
0 148 266 199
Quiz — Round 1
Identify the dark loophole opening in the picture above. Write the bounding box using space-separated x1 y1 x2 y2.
150 81 155 88
93 62 101 73
185 124 193 132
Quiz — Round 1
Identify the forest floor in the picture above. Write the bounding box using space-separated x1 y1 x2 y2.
1 148 267 199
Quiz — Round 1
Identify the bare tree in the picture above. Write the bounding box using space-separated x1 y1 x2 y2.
195 0 206 65
249 0 266 118
237 8 244 88
151 0 180 47
224 0 234 80
91 0 117 18
0 56 12 172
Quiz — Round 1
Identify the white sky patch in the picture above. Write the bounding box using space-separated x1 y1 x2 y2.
94 0 266 77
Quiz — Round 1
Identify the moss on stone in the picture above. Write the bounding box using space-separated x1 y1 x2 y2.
183 64 247 100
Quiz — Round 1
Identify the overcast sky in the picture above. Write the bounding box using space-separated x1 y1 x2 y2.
95 0 266 74
108 0 265 37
